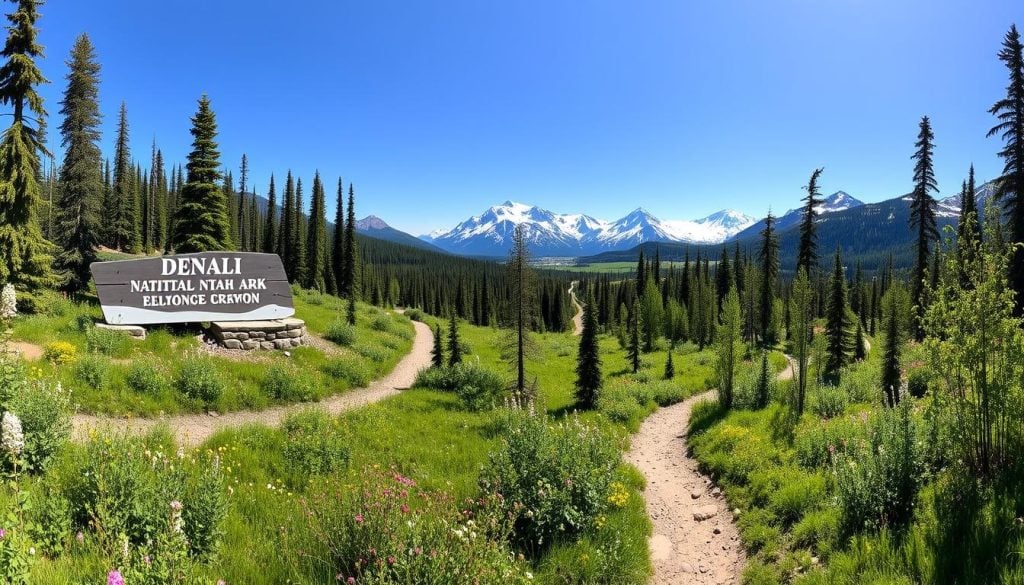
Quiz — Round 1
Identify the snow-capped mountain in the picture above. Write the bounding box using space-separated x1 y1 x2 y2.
771 191 866 231
421 201 756 257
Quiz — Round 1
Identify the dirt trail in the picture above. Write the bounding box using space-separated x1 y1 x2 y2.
72 319 434 447
627 391 744 584
568 281 583 336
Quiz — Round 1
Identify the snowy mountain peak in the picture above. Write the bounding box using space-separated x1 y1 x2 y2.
698 209 757 229
355 215 390 230
820 191 863 213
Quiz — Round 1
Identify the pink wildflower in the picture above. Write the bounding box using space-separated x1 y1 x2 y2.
108 571 125 585
355 513 365 524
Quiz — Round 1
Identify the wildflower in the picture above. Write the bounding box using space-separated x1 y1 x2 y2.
0 528 5 539
217 581 226 585
0 284 16 321
348 578 356 585
107 571 125 585
0 412 24 458
170 500 184 534
387 555 396 565
400 504 410 514
355 513 364 525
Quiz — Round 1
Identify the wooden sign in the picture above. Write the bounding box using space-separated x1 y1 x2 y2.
91 252 295 325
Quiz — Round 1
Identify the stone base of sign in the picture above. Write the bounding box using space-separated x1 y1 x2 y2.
95 322 147 340
208 318 307 351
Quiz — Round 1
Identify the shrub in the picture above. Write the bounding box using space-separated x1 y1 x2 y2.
352 342 388 363
126 361 169 396
176 356 224 404
794 414 866 470
28 478 72 556
281 410 350 482
907 369 929 399
285 466 530 584
42 341 77 365
73 353 109 390
85 326 132 357
262 365 318 402
834 401 923 535
403 308 424 321
324 321 356 346
9 379 72 473
414 362 508 411
322 357 371 387
597 381 648 428
370 314 393 332
480 409 619 554
814 384 849 419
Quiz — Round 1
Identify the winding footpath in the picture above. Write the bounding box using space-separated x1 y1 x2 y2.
72 319 434 447
626 355 798 584
568 281 584 336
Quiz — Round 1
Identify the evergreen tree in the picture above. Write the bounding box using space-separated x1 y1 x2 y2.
909 115 939 341
854 320 867 361
508 224 535 393
431 323 444 368
346 294 356 326
574 291 602 409
237 154 248 250
54 33 102 294
151 144 167 251
716 286 742 409
881 291 902 408
824 247 852 382
262 174 277 254
332 177 345 289
635 249 646 294
663 345 675 380
988 24 1024 315
171 95 231 253
447 314 462 367
342 184 358 298
754 350 771 409
293 178 307 283
639 279 663 351
627 299 642 374
280 171 296 274
304 171 328 292
796 167 824 274
0 0 56 291
790 269 813 415
758 210 780 346
957 165 980 288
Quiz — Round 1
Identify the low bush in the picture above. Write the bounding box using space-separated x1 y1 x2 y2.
403 308 425 322
480 409 619 554
176 356 224 404
9 379 72 473
814 384 849 419
322 356 371 387
794 414 867 470
352 341 388 362
262 364 318 402
125 360 169 396
285 466 530 583
907 368 929 399
415 362 508 411
73 353 109 390
85 326 132 357
280 410 350 482
323 321 356 346
42 341 77 365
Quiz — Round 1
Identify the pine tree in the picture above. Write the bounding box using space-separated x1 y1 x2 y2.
790 269 813 415
109 102 140 252
758 210 780 346
151 144 167 251
305 171 328 291
54 33 102 294
988 24 1024 315
574 291 602 408
342 184 358 299
909 115 939 340
331 177 345 290
716 286 741 409
796 167 824 275
280 171 295 271
854 320 866 361
346 294 356 326
508 224 535 393
824 247 852 382
262 174 277 254
957 165 980 288
431 323 444 368
627 299 642 374
292 177 307 283
171 95 231 253
237 154 248 250
881 292 902 407
635 249 646 294
0 0 56 291
754 350 771 409
447 314 462 367
663 345 675 380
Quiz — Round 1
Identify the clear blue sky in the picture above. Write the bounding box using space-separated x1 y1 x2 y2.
35 0 1023 235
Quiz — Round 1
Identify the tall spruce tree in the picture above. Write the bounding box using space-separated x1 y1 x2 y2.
790 269 813 415
293 178 308 284
957 165 980 288
574 290 602 409
431 323 444 368
447 314 462 367
262 174 277 254
988 24 1024 315
824 247 852 382
280 171 295 272
171 95 231 253
0 0 56 291
881 291 902 407
110 102 139 252
508 224 535 393
627 298 642 374
796 167 824 275
237 154 248 250
151 144 166 251
54 33 102 294
909 116 939 340
305 171 328 292
758 210 780 346
342 183 358 298
331 177 345 290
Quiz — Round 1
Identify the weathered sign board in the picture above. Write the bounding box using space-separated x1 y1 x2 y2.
91 252 295 325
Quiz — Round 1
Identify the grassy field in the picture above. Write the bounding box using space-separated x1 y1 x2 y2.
9 288 413 416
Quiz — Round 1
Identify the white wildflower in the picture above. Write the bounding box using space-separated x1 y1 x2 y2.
0 284 15 321
0 412 24 457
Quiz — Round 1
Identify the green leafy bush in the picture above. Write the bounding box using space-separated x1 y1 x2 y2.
480 409 619 554
814 384 849 419
324 321 356 346
73 353 109 390
262 365 318 402
403 308 425 322
9 379 72 473
85 326 132 357
126 360 169 396
794 414 866 470
322 356 371 387
352 342 388 362
176 356 224 404
907 369 929 399
414 362 508 411
281 410 350 482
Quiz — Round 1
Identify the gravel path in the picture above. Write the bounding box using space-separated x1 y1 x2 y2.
568 281 583 336
72 319 434 446
627 390 745 584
